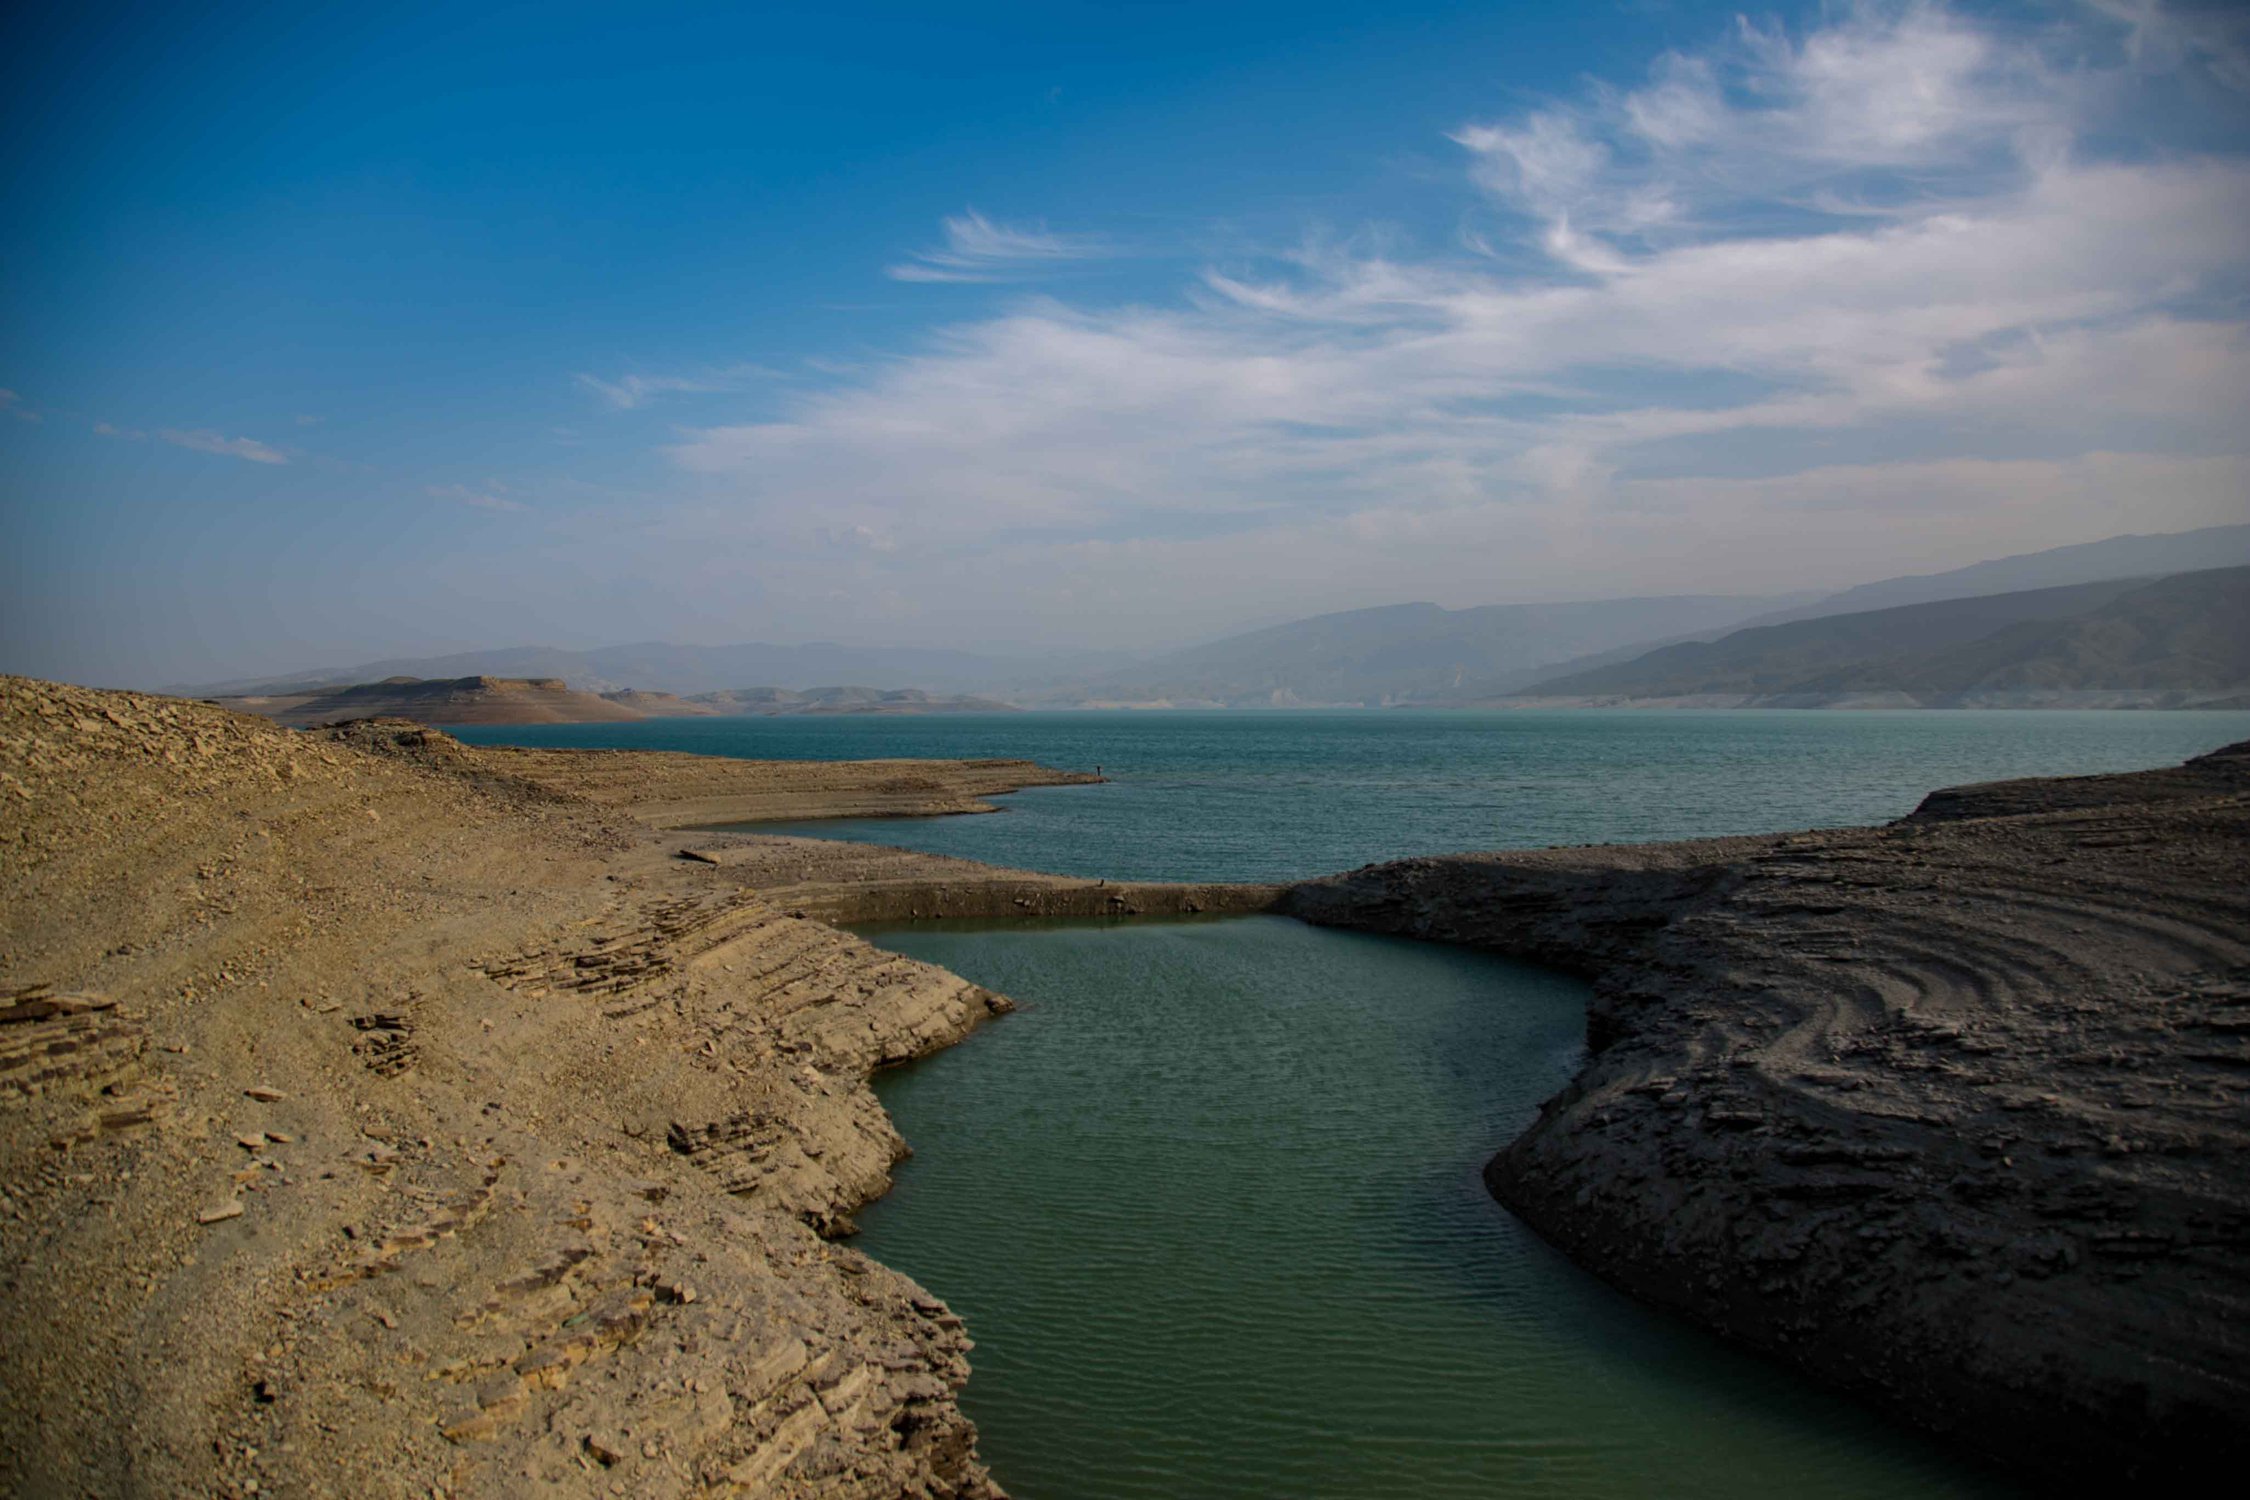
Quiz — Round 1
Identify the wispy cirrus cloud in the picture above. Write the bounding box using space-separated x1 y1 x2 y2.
2088 0 2250 91
1449 1 2061 265
158 427 286 464
574 363 774 410
428 481 528 512
1 388 41 424
641 2 2250 642
886 209 1108 283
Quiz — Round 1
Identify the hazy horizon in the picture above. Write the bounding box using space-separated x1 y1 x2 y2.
5 1 2248 688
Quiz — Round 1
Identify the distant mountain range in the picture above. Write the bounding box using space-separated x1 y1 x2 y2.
215 677 1019 726
1730 523 2250 629
1516 566 2250 708
1024 594 1807 708
176 523 2250 712
685 686 1017 716
180 642 1079 699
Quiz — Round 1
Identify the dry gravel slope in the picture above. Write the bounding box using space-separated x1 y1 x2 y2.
0 677 1052 1498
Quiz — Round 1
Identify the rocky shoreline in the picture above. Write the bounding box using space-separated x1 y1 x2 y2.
1287 742 2250 1481
1 682 1085 1498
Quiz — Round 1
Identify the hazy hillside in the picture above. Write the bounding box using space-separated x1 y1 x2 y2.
1523 568 2250 706
1805 567 2250 697
1045 595 1796 707
1739 524 2250 630
172 526 2250 711
597 689 720 716
694 686 1019 715
216 677 1021 726
179 641 1070 699
216 675 642 726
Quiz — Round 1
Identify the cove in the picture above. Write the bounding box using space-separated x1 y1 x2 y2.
851 915 2011 1499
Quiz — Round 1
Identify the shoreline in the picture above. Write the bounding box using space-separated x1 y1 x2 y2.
5 676 2241 1491
463 742 1104 827
1285 742 2250 1480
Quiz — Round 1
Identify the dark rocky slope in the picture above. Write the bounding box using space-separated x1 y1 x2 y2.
1287 742 2250 1481
1522 565 2250 705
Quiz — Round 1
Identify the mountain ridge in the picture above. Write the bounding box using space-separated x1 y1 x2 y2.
1519 566 2250 707
166 525 2250 711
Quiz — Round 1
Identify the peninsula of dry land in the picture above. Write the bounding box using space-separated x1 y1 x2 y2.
1290 740 2250 1480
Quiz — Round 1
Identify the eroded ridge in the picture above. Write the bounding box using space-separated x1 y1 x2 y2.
0 676 1007 1498
1287 740 2250 1481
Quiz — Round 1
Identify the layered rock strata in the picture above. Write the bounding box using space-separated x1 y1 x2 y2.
1287 741 2250 1481
667 834 1283 926
0 681 1044 1498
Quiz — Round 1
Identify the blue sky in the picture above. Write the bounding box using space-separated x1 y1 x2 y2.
3 1 2247 686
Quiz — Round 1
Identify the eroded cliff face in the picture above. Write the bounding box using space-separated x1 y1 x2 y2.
0 680 1018 1498
1288 743 2250 1481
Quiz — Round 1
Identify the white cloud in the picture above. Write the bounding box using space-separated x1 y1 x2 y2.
1451 2 2067 253
887 210 1108 283
158 428 286 464
1 388 40 424
428 482 528 512
575 363 772 410
2087 0 2250 91
638 3 2250 646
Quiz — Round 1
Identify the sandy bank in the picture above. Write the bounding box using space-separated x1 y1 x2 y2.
1286 741 2250 1481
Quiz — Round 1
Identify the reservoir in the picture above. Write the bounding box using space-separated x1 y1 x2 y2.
460 707 2250 881
443 711 2248 1495
848 916 2007 1499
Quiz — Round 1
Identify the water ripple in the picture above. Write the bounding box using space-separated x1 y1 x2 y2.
854 917 2016 1500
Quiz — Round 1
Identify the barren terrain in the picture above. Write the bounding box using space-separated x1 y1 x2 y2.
1289 742 2250 1480
0 679 1118 1498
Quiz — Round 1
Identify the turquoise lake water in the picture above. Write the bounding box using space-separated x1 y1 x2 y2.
454 708 2250 881
446 711 2249 1496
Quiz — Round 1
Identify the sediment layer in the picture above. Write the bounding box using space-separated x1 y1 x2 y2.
1287 742 2250 1480
467 743 1101 827
668 833 1283 926
0 682 1068 1498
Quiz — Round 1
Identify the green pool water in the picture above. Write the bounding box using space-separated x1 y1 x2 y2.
850 916 2014 1500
